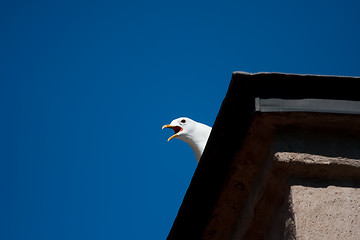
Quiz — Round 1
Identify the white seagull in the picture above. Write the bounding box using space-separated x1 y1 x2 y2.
162 117 212 163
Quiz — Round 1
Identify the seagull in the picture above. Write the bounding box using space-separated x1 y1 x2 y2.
162 117 212 163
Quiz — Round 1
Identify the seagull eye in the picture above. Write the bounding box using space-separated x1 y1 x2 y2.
180 119 186 124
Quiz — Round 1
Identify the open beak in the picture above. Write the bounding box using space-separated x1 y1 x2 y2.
162 125 183 141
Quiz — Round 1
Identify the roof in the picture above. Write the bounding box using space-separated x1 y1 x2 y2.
167 72 360 240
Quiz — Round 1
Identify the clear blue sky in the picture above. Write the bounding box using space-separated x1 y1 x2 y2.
1 1 359 239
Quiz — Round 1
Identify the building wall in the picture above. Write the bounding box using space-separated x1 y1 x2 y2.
202 113 360 240
274 153 360 240
291 183 360 240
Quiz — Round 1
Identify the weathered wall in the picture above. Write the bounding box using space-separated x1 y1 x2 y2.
202 113 360 240
291 184 360 240
270 122 360 239
253 152 360 240
273 146 360 240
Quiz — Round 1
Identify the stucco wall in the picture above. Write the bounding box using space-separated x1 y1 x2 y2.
291 184 360 240
274 152 360 240
199 113 360 240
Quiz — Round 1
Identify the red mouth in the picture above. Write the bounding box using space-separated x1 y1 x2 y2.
170 126 183 134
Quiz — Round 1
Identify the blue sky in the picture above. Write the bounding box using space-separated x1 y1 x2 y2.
1 1 359 239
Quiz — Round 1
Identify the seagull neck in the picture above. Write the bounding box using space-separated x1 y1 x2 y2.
181 127 210 163
184 138 205 163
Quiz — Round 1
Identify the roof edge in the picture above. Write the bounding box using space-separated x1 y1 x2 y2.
232 71 360 79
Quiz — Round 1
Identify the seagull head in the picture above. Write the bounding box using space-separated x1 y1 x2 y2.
162 117 212 162
162 117 195 141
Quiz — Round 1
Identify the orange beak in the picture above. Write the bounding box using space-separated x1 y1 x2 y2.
162 125 183 141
